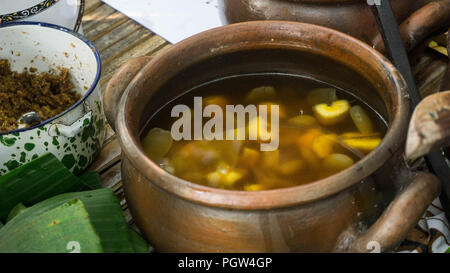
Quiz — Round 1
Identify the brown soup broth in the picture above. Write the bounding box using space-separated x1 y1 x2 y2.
142 73 387 191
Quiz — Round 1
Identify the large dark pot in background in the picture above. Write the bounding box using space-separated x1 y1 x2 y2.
222 0 450 53
103 21 441 252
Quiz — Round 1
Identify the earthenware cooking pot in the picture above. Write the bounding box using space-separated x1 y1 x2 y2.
104 21 441 252
0 22 105 175
222 0 450 53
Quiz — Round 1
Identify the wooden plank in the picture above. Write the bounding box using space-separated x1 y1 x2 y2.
99 27 154 61
413 54 434 76
116 188 127 208
88 137 121 173
82 4 116 32
420 75 445 99
417 59 447 98
104 124 116 143
130 223 141 234
418 68 446 98
84 0 103 14
84 12 129 41
90 20 143 53
123 208 134 225
416 57 446 84
100 163 122 190
100 40 169 87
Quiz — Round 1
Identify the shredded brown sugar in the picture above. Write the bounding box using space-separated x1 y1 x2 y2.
0 59 81 132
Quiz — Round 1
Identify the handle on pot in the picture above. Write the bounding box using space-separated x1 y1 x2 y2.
373 0 450 53
103 56 153 131
347 172 441 253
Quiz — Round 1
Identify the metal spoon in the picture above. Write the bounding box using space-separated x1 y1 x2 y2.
17 111 41 128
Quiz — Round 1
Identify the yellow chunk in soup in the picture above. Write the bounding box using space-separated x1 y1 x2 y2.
323 153 354 172
239 147 260 168
207 163 247 188
203 95 228 109
262 149 280 168
313 100 350 126
248 116 272 141
244 184 266 191
298 147 321 170
278 160 305 176
245 86 276 102
312 134 337 158
297 128 322 149
142 128 173 160
350 105 374 134
288 115 318 128
340 132 381 139
342 137 381 154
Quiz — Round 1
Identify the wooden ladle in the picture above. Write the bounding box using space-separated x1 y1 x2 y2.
406 32 450 161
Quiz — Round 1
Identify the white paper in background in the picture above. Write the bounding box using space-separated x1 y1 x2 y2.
102 0 227 44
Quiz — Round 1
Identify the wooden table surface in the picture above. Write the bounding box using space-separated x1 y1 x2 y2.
81 0 171 231
82 0 449 251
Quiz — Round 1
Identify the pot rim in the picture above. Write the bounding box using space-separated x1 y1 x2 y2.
0 21 101 136
117 21 410 210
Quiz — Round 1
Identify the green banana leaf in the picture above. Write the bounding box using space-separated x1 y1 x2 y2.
128 228 150 253
0 189 136 253
6 203 27 222
0 153 100 220
0 198 103 253
79 171 102 190
0 154 149 253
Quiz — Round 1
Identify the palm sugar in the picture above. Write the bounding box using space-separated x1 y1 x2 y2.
0 59 81 132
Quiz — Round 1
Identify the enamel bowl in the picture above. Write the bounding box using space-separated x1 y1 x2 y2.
0 0 85 33
0 22 105 175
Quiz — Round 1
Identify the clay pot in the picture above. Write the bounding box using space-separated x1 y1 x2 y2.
222 0 450 53
104 21 441 252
